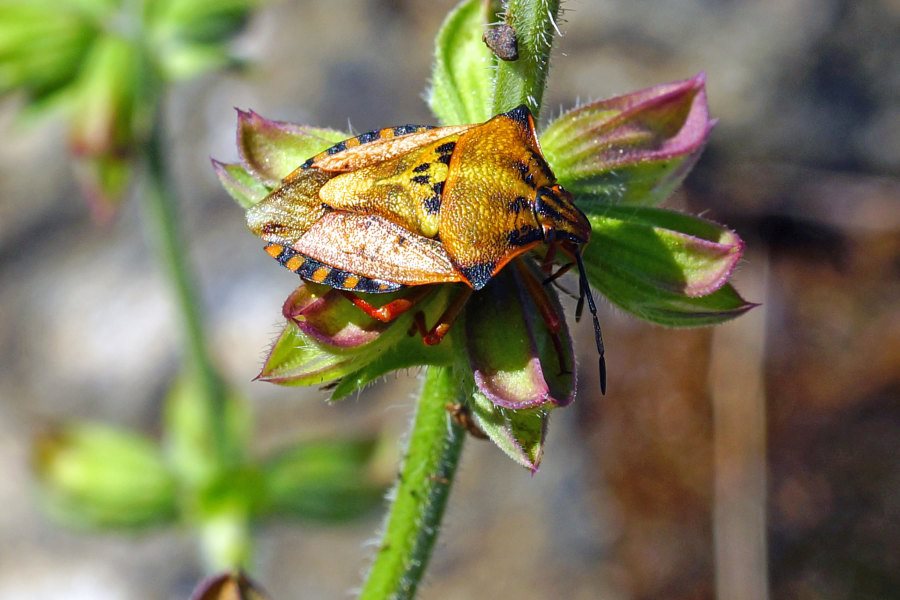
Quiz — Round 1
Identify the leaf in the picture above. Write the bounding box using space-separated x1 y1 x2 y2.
582 206 755 326
236 109 347 184
34 423 177 529
282 283 396 349
542 74 712 206
259 439 384 522
468 387 548 472
211 160 271 208
428 0 493 125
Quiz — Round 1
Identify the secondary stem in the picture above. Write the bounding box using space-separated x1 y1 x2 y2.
143 113 227 455
359 366 465 600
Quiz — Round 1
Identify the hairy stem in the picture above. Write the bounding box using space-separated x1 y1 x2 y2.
358 366 465 600
490 0 561 118
359 0 563 595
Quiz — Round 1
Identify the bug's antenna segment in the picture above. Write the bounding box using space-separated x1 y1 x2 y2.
575 251 606 395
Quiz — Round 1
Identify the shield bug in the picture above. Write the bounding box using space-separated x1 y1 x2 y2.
247 105 607 392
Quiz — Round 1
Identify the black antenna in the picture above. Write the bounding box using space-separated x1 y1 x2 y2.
575 251 607 395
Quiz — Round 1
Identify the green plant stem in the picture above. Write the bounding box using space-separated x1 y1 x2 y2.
143 114 227 455
359 1 562 596
143 108 250 570
359 366 465 600
490 0 561 118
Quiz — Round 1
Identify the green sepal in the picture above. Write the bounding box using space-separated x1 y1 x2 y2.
34 423 177 529
212 160 271 208
541 74 711 206
428 0 493 126
260 286 453 389
582 206 755 326
468 387 548 472
330 333 455 401
255 322 368 386
259 439 384 522
464 264 574 409
236 109 347 185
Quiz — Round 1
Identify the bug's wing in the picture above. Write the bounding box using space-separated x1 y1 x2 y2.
291 211 464 287
247 167 333 242
302 124 474 174
440 108 549 289
318 133 467 239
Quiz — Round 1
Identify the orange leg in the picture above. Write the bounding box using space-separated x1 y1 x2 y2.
445 403 488 439
539 242 558 275
410 287 473 346
339 287 431 323
514 260 570 375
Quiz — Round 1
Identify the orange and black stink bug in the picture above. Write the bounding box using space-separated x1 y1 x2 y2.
247 105 606 392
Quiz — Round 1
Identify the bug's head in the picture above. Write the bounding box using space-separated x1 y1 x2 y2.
534 184 591 247
535 184 607 395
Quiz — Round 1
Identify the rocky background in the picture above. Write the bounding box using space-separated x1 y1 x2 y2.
1 0 897 598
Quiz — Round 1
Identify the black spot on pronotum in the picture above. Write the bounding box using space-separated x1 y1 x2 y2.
529 149 555 180
412 163 430 173
506 225 543 247
507 196 530 214
411 174 430 185
431 181 445 197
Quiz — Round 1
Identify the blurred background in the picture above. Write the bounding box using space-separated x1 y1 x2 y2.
1 0 897 598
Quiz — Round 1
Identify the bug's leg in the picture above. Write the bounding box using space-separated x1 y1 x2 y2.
410 287 473 345
539 242 558 275
542 261 574 285
340 287 431 323
514 259 570 376
445 403 488 439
